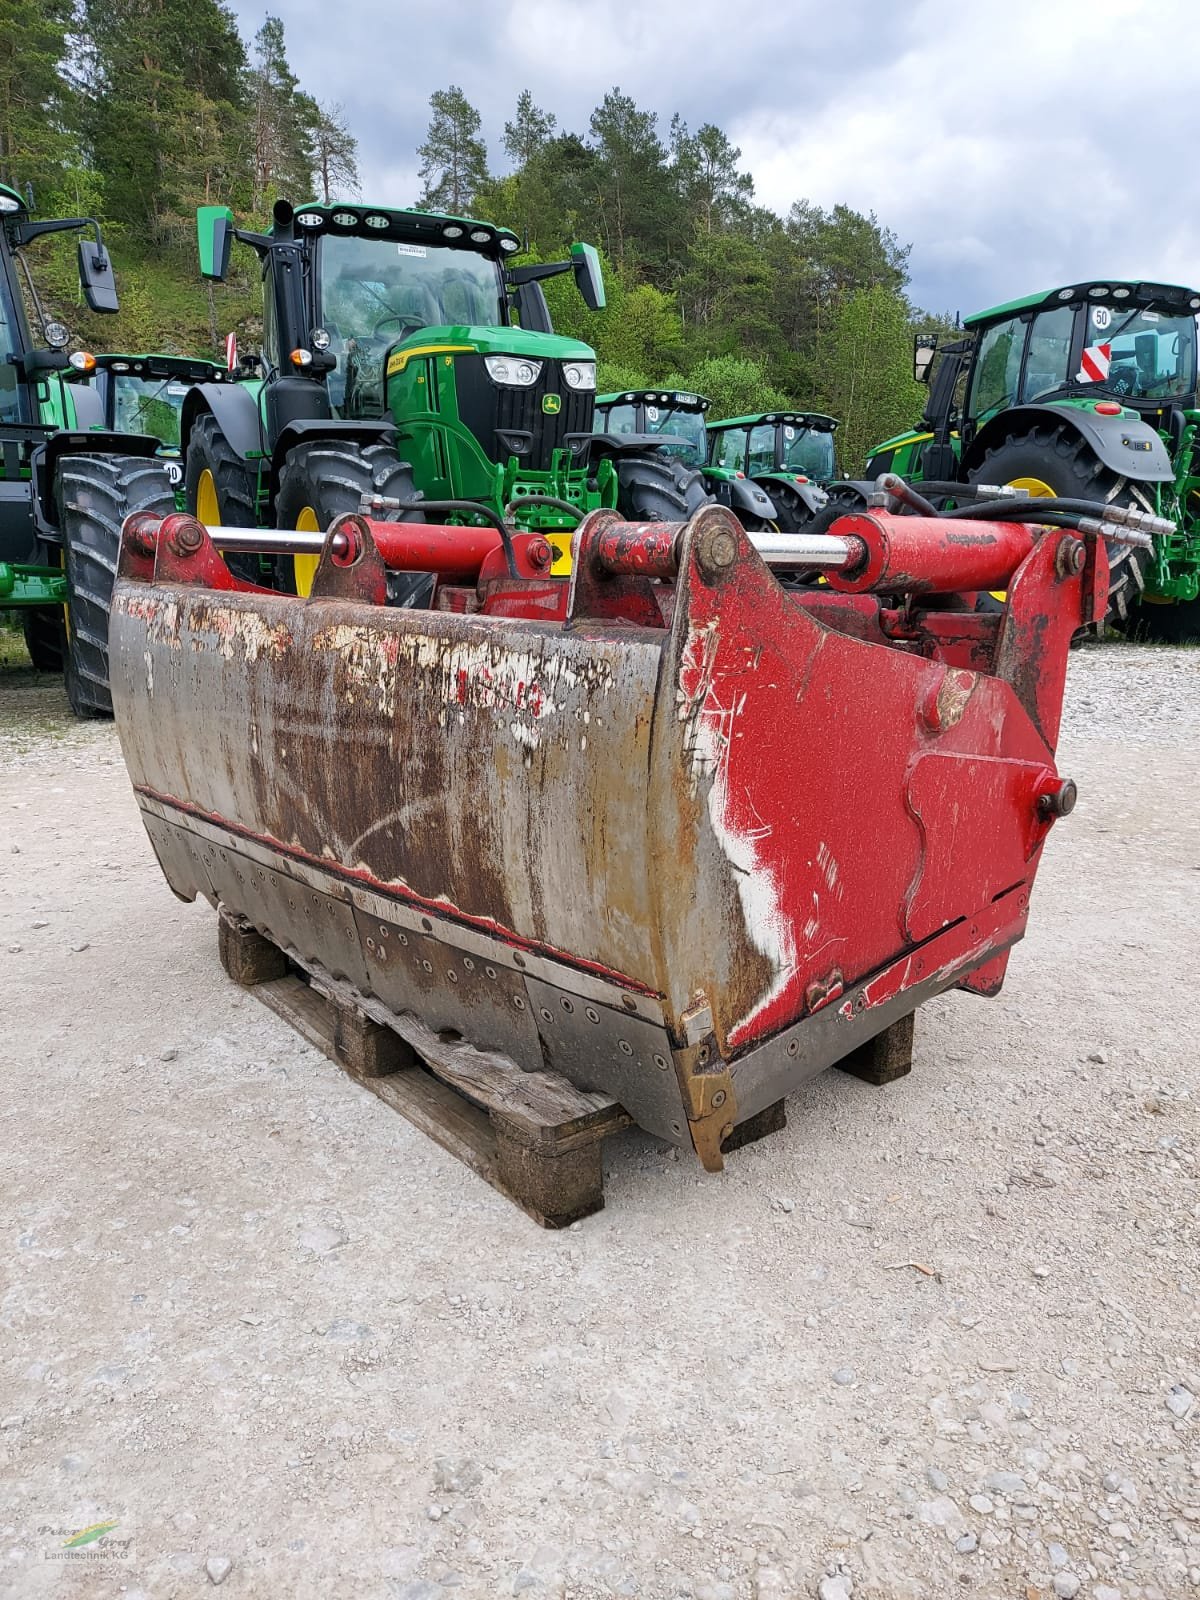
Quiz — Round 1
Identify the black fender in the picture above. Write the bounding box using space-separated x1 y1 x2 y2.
755 474 828 517
31 430 161 537
181 382 264 463
963 404 1174 482
588 431 693 461
63 386 106 431
728 476 778 520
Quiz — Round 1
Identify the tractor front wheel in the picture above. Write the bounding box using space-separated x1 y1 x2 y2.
22 607 64 673
56 453 175 717
275 439 423 598
969 425 1152 627
614 453 711 523
184 413 264 583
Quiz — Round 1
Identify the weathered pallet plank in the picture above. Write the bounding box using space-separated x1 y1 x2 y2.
219 907 629 1226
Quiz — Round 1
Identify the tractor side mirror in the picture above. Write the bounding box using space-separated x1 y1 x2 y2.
571 243 606 312
77 236 119 314
198 206 235 281
913 335 937 384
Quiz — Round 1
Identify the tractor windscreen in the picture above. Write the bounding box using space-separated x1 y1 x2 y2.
109 374 190 447
1082 306 1197 402
781 425 835 479
641 402 706 466
0 272 23 424
319 233 506 416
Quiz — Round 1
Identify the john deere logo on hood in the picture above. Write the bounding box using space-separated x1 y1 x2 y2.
542 393 562 415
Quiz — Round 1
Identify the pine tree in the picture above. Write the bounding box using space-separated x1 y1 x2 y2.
249 16 315 209
670 118 753 236
418 86 489 214
503 91 556 168
310 102 358 203
588 90 674 276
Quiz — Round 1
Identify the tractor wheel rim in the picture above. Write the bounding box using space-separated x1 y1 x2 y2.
293 505 321 597
991 478 1055 599
196 468 221 525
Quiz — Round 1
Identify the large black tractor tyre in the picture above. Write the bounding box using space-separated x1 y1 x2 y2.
57 453 175 718
184 412 263 584
185 412 258 527
614 453 712 523
275 439 424 600
969 425 1152 628
22 607 64 673
802 481 872 538
1131 596 1200 644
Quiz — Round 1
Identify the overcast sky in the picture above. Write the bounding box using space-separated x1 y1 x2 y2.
228 0 1200 317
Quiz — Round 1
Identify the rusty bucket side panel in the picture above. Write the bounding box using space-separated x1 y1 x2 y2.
112 589 678 989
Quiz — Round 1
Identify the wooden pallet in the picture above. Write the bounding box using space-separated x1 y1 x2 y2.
216 910 916 1224
217 909 634 1227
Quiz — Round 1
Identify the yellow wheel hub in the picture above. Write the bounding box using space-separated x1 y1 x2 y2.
989 476 1057 600
196 467 221 526
1007 475 1056 499
293 505 321 597
545 531 573 576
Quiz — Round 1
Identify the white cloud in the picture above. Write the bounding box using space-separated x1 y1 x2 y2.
229 0 1200 312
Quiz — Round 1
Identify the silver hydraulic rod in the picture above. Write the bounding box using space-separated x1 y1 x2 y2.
205 526 337 554
746 532 861 567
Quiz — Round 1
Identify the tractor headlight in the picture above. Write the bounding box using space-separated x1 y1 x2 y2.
562 361 596 391
485 355 542 386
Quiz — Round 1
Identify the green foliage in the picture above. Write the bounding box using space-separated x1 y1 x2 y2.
664 355 790 421
80 0 249 239
597 363 650 395
808 286 926 473
0 0 76 192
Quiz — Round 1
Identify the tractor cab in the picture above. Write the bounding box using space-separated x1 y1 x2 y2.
705 412 838 532
63 354 228 494
194 199 624 557
594 389 709 466
0 180 124 568
865 279 1200 632
959 280 1200 435
708 412 839 481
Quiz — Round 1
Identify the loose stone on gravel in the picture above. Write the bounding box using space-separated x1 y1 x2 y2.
1167 1386 1196 1419
816 1573 853 1600
204 1556 233 1585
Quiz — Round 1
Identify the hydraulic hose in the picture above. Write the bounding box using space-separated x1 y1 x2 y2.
504 495 585 522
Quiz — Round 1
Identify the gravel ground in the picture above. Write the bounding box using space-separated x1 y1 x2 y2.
1 643 1198 1600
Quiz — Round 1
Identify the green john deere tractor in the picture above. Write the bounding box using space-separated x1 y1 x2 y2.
66 353 230 507
186 198 694 583
0 182 175 711
593 389 772 526
706 411 844 531
866 279 1200 638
